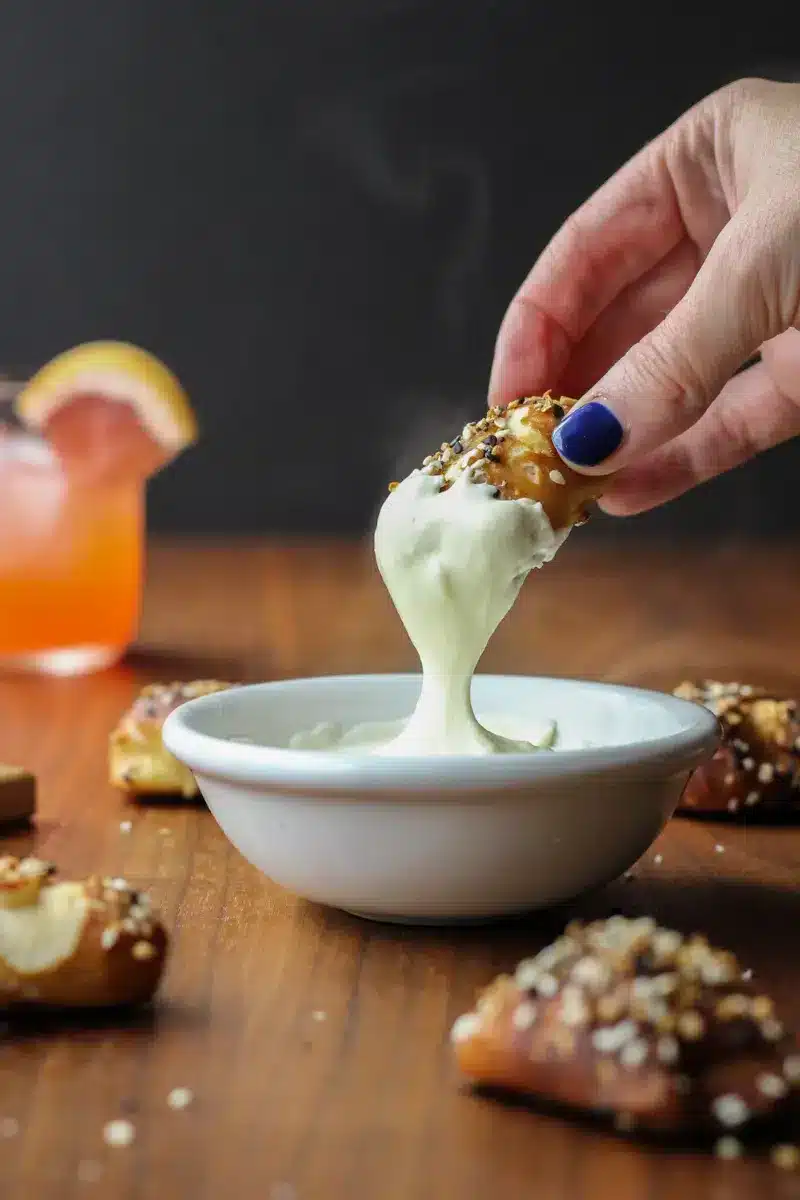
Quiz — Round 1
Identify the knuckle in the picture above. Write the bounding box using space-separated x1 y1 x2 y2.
623 334 710 421
708 401 763 467
717 77 769 114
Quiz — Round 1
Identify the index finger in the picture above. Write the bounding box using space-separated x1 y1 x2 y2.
488 118 703 407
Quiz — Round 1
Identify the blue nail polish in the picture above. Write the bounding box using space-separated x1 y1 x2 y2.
552 400 623 467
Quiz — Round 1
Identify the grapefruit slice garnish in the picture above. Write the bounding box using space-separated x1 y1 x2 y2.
13 341 197 484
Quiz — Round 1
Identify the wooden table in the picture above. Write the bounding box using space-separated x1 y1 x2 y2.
1 538 799 1200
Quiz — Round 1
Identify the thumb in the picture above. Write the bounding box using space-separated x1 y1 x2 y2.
552 205 791 474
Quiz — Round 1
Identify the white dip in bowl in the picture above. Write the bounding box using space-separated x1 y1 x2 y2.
163 673 718 923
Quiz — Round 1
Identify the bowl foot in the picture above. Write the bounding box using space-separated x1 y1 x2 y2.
342 907 527 927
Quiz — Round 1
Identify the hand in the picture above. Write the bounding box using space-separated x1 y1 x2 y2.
488 79 800 515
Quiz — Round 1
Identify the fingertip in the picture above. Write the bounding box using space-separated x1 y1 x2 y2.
488 296 573 409
552 398 625 473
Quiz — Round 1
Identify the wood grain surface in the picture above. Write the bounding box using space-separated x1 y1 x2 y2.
0 537 799 1200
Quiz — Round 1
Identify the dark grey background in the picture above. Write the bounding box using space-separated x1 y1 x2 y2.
0 2 797 538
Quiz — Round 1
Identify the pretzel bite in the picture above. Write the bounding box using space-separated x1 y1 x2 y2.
452 916 797 1136
674 681 800 816
0 857 168 1008
110 680 232 797
398 394 604 532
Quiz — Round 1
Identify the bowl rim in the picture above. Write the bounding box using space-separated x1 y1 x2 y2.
162 673 719 796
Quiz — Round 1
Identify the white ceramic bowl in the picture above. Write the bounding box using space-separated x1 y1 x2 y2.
162 674 718 924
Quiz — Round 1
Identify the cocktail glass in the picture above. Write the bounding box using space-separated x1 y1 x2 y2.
0 380 144 676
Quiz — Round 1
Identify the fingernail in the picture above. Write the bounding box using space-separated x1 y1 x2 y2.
552 399 623 467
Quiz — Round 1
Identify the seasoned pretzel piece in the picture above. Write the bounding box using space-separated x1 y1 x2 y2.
674 681 800 816
401 394 605 531
0 857 168 1008
452 916 798 1136
110 680 232 797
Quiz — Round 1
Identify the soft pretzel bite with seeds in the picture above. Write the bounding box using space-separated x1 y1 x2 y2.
674 682 800 817
400 394 604 532
452 916 798 1135
0 857 168 1008
110 680 232 797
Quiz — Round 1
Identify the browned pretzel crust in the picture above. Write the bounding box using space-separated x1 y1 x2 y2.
452 916 798 1135
110 680 232 797
674 682 800 816
395 394 603 532
0 857 168 1008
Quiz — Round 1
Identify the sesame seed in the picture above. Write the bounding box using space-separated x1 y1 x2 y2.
311 1010 327 1023
101 927 119 951
715 1136 743 1160
103 1119 136 1148
158 827 171 836
727 798 740 812
653 854 663 865
571 956 611 991
592 1019 637 1054
677 1011 705 1041
745 791 760 806
132 940 156 961
512 1000 538 1032
619 1039 649 1069
771 1144 800 1171
167 1087 194 1110
761 1017 785 1041
742 757 755 770
741 968 753 981
119 821 132 834
654 1039 679 1069
549 469 566 486
752 995 774 1019
653 973 681 996
712 1094 750 1128
560 986 589 1027
716 994 750 1019
714 844 725 854
757 1073 788 1099
758 763 774 784
514 960 540 991
724 773 736 786
536 973 559 998
783 1054 800 1082
450 1013 481 1044
0 1117 19 1138
652 930 682 959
